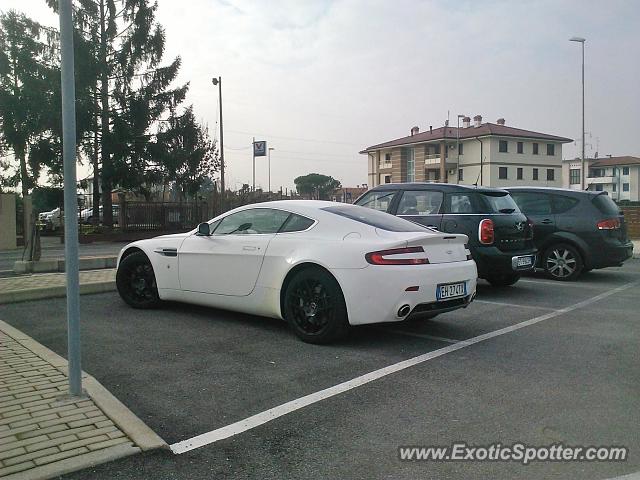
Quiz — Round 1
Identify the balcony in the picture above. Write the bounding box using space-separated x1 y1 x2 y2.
378 161 392 170
586 176 616 185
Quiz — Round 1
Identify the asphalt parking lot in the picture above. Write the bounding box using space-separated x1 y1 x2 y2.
1 262 639 479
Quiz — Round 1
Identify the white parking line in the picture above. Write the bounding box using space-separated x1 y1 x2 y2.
169 280 638 455
374 328 464 344
474 299 557 310
517 278 602 288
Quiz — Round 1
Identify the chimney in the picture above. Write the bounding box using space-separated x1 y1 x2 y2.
497 118 505 125
463 116 471 128
473 115 482 128
429 125 433 134
411 126 419 136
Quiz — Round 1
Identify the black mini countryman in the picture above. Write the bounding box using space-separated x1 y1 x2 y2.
355 183 537 286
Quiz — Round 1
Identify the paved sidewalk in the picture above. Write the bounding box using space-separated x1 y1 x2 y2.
0 270 116 305
0 320 166 479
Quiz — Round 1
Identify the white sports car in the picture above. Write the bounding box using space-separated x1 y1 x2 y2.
116 200 477 343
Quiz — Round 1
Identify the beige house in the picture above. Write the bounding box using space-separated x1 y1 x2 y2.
361 116 572 188
562 156 640 201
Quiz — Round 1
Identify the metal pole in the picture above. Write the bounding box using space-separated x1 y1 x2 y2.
456 117 460 184
252 137 255 192
218 77 225 211
268 148 271 193
59 0 82 397
581 41 585 190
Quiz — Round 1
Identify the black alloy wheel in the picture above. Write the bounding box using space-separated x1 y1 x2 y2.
116 251 160 308
284 268 348 344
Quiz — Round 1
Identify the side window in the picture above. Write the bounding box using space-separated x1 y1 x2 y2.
397 190 443 216
552 195 579 214
444 193 475 214
354 190 396 213
510 192 552 215
279 214 315 233
214 209 290 235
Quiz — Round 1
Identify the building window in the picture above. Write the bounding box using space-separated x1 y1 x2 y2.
533 168 539 180
546 144 555 156
595 184 603 191
499 140 508 153
532 143 539 155
434 144 440 155
613 183 617 192
384 175 391 184
458 143 463 155
458 168 463 181
385 153 391 162
517 142 523 154
547 169 555 181
623 183 630 192
403 147 415 182
623 167 629 175
517 168 523 180
569 168 581 184
499 167 508 179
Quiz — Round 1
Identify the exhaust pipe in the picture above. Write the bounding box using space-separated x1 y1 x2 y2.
397 304 411 318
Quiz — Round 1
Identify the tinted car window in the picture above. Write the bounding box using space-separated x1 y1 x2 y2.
354 190 396 212
215 208 290 234
322 205 428 232
552 195 579 214
444 193 475 213
279 213 315 233
481 193 520 213
397 190 443 215
592 193 620 215
510 192 552 215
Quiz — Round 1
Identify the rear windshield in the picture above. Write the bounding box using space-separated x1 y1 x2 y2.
592 193 620 216
322 205 429 232
481 192 521 214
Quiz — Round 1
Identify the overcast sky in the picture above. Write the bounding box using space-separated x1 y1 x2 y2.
3 0 639 191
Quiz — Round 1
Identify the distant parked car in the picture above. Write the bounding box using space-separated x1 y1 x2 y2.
354 183 536 286
506 187 634 281
79 205 120 225
38 208 62 232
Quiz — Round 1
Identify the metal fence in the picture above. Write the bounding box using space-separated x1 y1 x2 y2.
119 201 209 232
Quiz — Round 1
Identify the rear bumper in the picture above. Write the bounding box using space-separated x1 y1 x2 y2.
407 292 476 320
589 241 634 268
332 260 478 326
472 246 538 279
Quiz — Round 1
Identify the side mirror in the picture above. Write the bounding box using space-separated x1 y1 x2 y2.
196 222 210 236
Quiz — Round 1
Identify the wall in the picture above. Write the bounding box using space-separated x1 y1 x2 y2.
621 206 640 239
0 194 17 250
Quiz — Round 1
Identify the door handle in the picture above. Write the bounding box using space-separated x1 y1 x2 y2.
541 219 553 224
242 246 257 251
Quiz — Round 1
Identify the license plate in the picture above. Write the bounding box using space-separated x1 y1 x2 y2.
515 255 533 268
437 282 467 301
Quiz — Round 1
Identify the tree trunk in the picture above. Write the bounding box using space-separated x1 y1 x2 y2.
92 94 100 225
17 146 29 239
99 0 113 227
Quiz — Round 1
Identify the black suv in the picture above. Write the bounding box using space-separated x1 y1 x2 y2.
355 183 537 286
506 187 634 281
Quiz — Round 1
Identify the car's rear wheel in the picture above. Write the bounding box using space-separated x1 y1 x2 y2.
543 243 583 281
283 268 349 344
116 251 160 308
486 273 521 287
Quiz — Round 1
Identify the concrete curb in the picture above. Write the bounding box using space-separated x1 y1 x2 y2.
0 281 116 304
0 320 168 460
14 256 117 274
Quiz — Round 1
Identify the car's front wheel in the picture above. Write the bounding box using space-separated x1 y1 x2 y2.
543 243 583 281
116 251 160 308
283 268 349 344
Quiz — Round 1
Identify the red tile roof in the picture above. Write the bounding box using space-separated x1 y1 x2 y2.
589 156 640 167
360 123 572 153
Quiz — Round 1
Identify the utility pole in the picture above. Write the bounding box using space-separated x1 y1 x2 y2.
211 77 224 211
268 147 274 193
456 114 465 184
570 37 586 189
252 137 256 192
59 0 82 397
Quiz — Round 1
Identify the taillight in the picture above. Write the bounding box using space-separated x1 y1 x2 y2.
365 246 429 265
478 219 494 245
597 218 620 230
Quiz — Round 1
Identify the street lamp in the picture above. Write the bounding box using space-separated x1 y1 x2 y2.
456 114 466 184
268 147 275 194
211 76 225 211
569 36 586 189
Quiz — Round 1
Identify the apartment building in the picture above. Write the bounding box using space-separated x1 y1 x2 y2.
361 116 572 188
562 156 640 201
